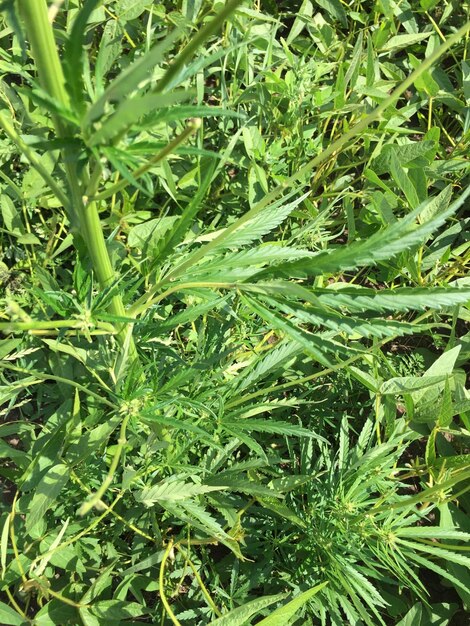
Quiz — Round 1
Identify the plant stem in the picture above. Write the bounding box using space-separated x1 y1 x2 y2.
19 0 136 357
159 539 182 626
77 410 131 515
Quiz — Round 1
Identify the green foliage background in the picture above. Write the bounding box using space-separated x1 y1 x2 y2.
0 0 469 624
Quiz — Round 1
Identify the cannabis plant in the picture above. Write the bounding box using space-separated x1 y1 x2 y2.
0 1 469 624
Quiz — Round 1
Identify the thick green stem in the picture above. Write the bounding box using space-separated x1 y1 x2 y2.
19 0 136 357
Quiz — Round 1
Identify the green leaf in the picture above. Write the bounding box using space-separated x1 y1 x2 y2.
134 479 227 506
242 294 350 367
1 195 23 235
211 192 309 253
438 379 453 428
63 0 102 115
256 496 306 527
155 159 216 263
164 499 243 558
90 600 145 620
258 185 469 278
389 149 420 209
381 33 431 52
286 0 312 44
396 538 470 570
84 28 181 128
396 603 423 626
0 601 26 626
35 600 77 626
128 216 179 251
372 141 436 175
395 527 470 540
256 583 328 625
209 594 286 626
312 285 470 314
316 0 347 26
114 0 153 21
222 418 323 440
380 375 449 395
246 288 420 340
88 90 192 146
25 464 70 533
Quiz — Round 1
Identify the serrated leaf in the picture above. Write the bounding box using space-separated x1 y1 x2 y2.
395 527 470 540
396 538 470 570
234 339 302 391
257 583 328 625
84 28 181 128
310 285 470 314
257 496 306 527
63 0 101 115
242 294 350 367
88 90 191 146
135 479 227 506
211 192 309 252
222 418 323 440
258 185 468 279
164 499 243 558
209 594 286 626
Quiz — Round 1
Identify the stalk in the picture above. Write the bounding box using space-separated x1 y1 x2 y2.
19 0 136 357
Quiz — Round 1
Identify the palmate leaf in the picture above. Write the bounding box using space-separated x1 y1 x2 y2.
155 159 216 264
256 184 469 279
241 294 353 367
209 192 310 253
310 285 470 313
396 538 470 570
405 550 470 597
167 191 310 281
256 584 328 626
221 418 322 440
395 527 470 540
188 245 316 279
205 476 282 498
233 339 302 391
334 570 380 626
134 478 227 505
148 295 228 335
162 499 244 558
252 294 421 339
208 594 286 626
